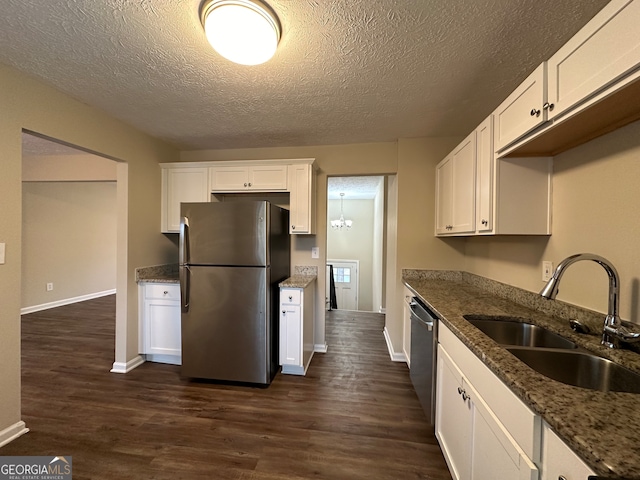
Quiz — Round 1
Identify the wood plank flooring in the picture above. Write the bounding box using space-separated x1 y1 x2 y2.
3 297 452 480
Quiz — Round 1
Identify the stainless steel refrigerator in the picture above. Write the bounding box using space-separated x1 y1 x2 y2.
179 201 290 385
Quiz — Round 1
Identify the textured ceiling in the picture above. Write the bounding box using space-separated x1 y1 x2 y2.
328 176 383 200
0 0 609 151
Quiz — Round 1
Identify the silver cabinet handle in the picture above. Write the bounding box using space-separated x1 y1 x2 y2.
543 102 554 111
530 108 541 117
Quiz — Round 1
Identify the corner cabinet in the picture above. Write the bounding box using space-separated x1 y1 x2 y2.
160 159 317 234
435 131 476 235
161 167 210 233
435 116 552 237
138 282 181 365
279 280 316 375
436 323 539 480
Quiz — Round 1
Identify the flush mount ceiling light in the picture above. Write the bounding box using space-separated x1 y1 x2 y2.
200 0 281 66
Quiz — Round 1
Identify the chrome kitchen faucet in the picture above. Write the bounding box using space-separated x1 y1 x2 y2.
540 253 640 348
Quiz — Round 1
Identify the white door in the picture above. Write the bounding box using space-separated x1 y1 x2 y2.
327 260 358 311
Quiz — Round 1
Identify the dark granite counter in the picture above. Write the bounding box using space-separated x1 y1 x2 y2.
135 264 179 283
280 265 319 289
403 269 640 480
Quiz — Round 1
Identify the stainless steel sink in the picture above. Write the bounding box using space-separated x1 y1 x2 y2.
463 315 577 349
507 347 640 393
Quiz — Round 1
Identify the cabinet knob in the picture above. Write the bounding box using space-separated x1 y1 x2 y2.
292 225 296 230
481 219 488 226
558 476 567 480
288 295 293 301
543 102 555 111
244 182 248 187
163 291 168 295
530 108 541 117
282 310 286 315
457 387 463 395
462 392 470 401
248 182 252 187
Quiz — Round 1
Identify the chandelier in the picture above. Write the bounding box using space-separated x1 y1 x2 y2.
331 193 353 230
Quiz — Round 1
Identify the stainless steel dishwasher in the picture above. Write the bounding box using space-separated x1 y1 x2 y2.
409 295 438 425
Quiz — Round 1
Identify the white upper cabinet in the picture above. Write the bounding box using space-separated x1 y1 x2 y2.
494 63 548 152
547 0 640 121
475 116 493 233
288 162 316 234
160 159 317 235
435 131 476 235
210 164 287 191
161 167 209 233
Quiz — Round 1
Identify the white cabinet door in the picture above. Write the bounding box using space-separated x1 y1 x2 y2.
145 299 181 356
435 131 476 236
494 63 547 151
470 380 539 480
280 303 301 367
161 167 209 233
249 165 288 190
547 0 640 121
437 342 539 480
436 345 472 480
210 165 288 191
435 155 454 235
210 165 250 191
475 115 493 233
288 163 316 234
541 423 595 480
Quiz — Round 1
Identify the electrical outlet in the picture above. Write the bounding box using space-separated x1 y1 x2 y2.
542 261 553 282
311 247 319 259
46 283 54 291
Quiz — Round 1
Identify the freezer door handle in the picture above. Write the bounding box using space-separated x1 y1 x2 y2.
180 265 190 313
179 216 190 265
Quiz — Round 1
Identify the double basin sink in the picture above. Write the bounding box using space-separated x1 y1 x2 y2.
463 315 640 394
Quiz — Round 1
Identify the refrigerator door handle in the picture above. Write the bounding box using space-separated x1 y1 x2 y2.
180 265 190 313
180 216 190 312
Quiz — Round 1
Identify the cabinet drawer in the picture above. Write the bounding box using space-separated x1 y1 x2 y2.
145 284 180 300
280 289 301 305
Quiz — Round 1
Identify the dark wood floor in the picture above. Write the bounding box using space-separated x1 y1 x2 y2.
4 297 452 480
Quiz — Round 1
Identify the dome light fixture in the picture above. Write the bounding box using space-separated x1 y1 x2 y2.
200 0 281 66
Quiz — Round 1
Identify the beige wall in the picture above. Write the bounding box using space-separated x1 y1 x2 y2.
21 182 117 309
181 143 398 349
181 138 465 358
0 64 178 439
327 198 375 311
22 154 117 181
465 120 640 324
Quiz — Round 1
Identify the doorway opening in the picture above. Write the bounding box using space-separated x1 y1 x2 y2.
326 176 385 313
20 130 125 370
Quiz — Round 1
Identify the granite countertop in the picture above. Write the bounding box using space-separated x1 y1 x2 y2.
403 270 640 480
279 275 317 288
136 264 179 283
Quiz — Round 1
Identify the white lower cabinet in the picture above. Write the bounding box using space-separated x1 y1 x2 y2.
437 344 538 480
280 281 315 375
139 283 181 365
541 422 595 480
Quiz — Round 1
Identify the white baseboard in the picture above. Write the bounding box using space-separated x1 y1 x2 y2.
21 289 116 315
314 343 328 353
379 306 386 314
0 421 29 448
383 327 406 362
111 355 145 374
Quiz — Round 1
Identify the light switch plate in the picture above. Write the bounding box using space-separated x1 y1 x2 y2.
311 247 319 259
0 243 5 264
542 261 553 282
